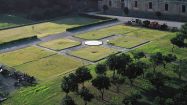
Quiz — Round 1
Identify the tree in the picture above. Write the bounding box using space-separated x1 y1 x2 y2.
103 5 109 13
173 84 187 105
111 76 125 93
106 54 118 78
116 53 132 75
75 66 92 88
124 63 142 86
146 72 168 93
123 7 129 15
92 75 111 100
180 23 187 38
122 93 142 105
95 63 107 75
143 20 151 27
165 98 175 105
132 51 146 60
79 88 94 105
61 76 71 96
61 95 76 105
150 52 165 72
135 61 149 78
163 54 177 68
170 34 185 52
68 73 79 93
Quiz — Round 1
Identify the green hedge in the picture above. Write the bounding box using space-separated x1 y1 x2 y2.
0 36 38 49
79 13 112 20
66 18 118 31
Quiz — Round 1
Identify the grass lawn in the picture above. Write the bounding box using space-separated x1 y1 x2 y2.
38 38 81 51
0 14 33 29
0 16 100 44
125 28 171 40
132 33 187 59
15 55 83 81
108 36 148 49
0 46 56 66
69 46 118 62
75 25 139 40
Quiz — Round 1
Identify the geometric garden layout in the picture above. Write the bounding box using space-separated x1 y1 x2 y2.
0 23 172 80
1 14 185 105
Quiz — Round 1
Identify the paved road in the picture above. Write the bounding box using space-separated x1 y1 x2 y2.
88 12 185 28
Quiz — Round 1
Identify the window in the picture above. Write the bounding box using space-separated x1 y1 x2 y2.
165 4 168 11
121 3 125 8
182 5 186 13
109 0 112 7
134 1 138 8
149 2 152 9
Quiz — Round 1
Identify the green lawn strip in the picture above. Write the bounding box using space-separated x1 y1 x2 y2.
69 46 118 62
0 16 100 44
125 28 171 41
132 33 187 59
38 38 81 51
75 25 140 40
15 54 83 81
0 14 33 29
108 36 149 49
0 46 56 66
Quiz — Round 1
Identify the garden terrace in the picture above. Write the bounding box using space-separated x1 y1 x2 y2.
0 16 101 44
75 25 139 40
0 14 33 29
108 36 149 49
38 38 81 51
15 55 83 81
0 46 56 66
68 46 118 62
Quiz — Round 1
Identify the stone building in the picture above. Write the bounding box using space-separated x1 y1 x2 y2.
98 0 187 17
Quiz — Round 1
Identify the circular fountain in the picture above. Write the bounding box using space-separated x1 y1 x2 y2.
84 40 103 46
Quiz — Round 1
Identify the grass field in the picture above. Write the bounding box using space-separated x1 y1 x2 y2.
133 33 187 59
108 28 172 48
75 25 139 40
124 28 171 40
0 16 100 44
69 46 117 62
0 46 55 66
38 38 81 51
0 14 33 29
108 36 148 48
15 55 83 81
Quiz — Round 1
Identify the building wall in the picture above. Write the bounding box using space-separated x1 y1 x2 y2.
98 0 187 16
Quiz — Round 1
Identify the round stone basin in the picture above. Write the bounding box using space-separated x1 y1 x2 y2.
84 40 103 46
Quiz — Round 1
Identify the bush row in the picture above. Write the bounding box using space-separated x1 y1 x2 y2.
66 18 118 31
0 36 38 48
126 19 179 32
0 16 66 31
79 13 113 20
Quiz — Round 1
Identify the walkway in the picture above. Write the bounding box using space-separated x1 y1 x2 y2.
88 12 185 28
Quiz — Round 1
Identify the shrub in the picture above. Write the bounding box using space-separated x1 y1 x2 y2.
160 23 168 30
143 20 151 27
